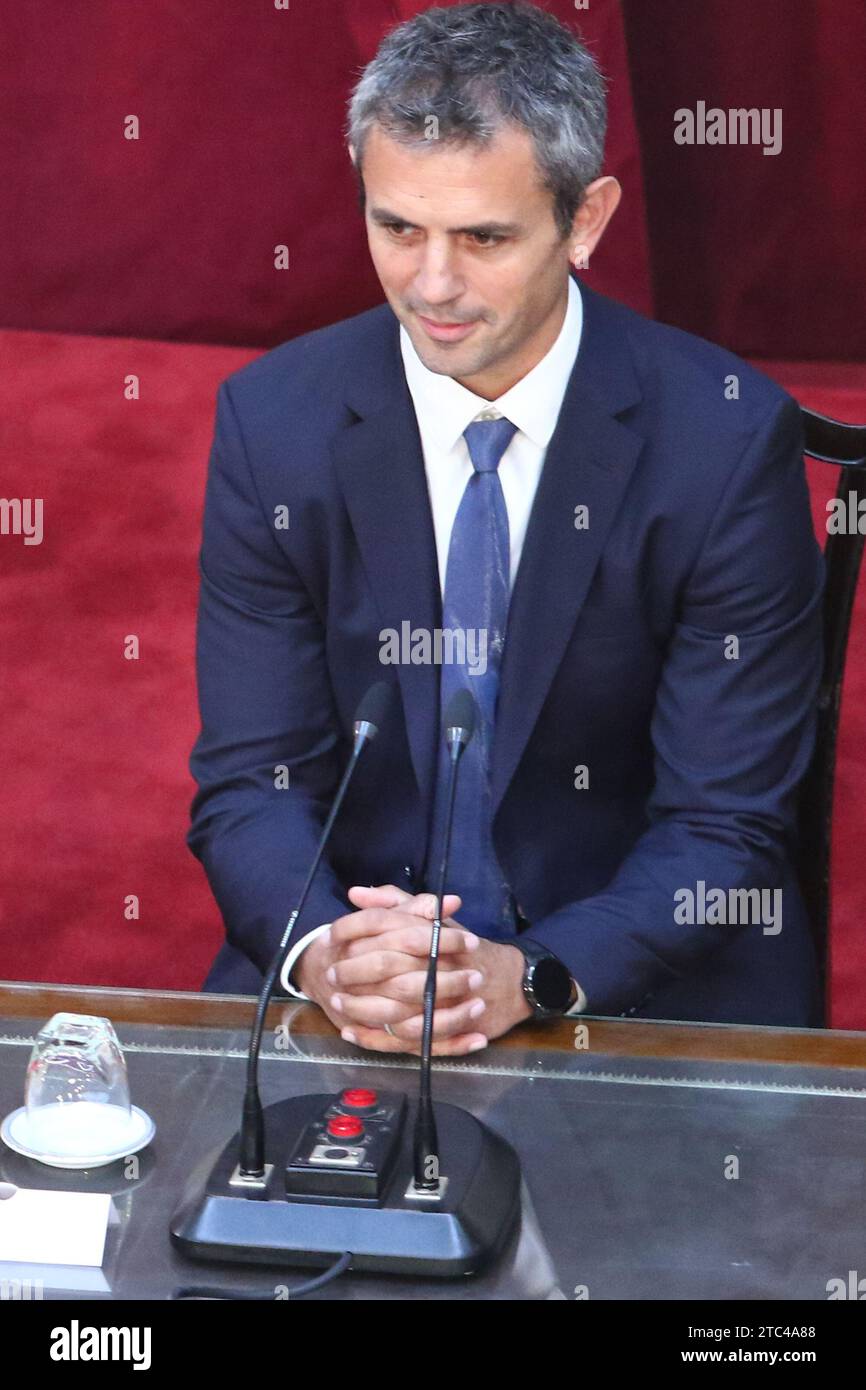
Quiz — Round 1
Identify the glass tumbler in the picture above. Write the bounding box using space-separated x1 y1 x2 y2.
24 1013 132 1158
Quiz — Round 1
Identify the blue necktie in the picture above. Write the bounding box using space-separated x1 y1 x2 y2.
429 416 518 938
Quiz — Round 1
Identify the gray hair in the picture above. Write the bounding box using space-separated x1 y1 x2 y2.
346 2 608 239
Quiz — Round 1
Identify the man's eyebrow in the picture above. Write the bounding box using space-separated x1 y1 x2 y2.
369 206 521 236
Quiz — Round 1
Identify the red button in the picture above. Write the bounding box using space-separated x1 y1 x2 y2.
341 1088 378 1110
327 1114 364 1140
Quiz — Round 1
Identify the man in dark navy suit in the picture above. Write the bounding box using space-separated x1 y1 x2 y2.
188 3 824 1049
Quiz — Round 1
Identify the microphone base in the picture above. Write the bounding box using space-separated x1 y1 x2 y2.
170 1094 521 1279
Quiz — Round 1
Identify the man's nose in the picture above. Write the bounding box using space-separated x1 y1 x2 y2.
412 242 465 307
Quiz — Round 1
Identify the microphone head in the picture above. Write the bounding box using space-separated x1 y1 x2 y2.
353 679 395 742
443 688 476 747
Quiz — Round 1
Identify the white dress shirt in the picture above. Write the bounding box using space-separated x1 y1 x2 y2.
406 274 583 595
281 276 588 1014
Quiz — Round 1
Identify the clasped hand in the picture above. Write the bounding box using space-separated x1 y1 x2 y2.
294 884 531 1055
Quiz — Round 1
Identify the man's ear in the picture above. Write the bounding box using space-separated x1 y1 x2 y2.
568 175 622 264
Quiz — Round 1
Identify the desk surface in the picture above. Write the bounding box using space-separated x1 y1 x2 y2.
2 981 866 1301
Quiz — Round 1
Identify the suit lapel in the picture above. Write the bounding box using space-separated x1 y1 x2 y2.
330 314 442 810
491 282 645 815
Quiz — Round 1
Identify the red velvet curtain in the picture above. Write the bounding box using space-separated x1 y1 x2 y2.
0 0 653 348
624 0 866 359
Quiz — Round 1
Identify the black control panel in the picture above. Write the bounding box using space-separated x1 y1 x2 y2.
284 1088 407 1202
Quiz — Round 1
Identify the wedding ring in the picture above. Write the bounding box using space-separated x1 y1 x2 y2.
384 1023 396 1038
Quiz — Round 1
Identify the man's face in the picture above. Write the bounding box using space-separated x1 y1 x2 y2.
359 122 573 399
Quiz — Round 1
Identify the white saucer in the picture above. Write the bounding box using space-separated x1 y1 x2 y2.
0 1104 155 1170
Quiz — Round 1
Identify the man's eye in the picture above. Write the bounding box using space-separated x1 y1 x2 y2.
468 232 503 248
382 224 502 247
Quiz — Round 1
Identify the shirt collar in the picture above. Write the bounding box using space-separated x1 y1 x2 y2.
399 274 583 453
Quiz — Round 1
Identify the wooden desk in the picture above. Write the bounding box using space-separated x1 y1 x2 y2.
2 978 865 1067
2 980 865 1300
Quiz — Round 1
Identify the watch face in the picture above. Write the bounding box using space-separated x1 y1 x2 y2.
531 956 573 1012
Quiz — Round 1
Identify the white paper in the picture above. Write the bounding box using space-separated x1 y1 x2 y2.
0 1187 115 1267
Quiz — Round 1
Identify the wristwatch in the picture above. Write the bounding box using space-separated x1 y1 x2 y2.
514 939 578 1018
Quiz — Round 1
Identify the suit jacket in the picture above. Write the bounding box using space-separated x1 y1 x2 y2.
189 278 824 1026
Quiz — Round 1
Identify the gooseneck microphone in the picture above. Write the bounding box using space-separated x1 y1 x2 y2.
413 688 477 1191
238 679 394 1178
171 674 520 1280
